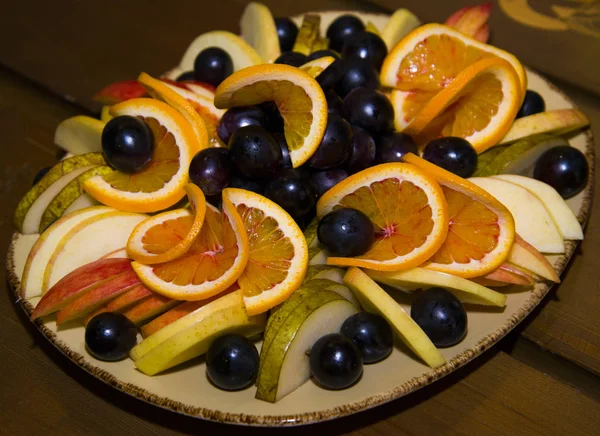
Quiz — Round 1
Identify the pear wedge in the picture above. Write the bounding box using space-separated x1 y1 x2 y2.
14 153 105 233
344 267 445 369
367 267 506 307
54 115 105 155
381 9 420 49
498 109 589 145
303 265 345 284
256 290 357 403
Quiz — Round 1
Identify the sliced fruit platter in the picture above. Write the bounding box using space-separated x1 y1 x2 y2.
7 2 593 426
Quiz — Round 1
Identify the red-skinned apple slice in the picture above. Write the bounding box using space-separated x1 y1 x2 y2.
84 284 154 325
140 300 207 338
508 234 560 282
445 2 492 42
56 270 141 324
481 263 535 286
31 258 132 319
122 295 179 325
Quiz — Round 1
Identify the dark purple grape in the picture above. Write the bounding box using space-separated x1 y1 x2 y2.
326 15 365 52
325 90 344 115
272 133 292 168
259 101 284 133
334 59 379 98
517 90 545 119
275 51 308 67
194 47 233 87
102 115 154 173
422 137 477 178
342 88 394 134
176 71 196 82
217 106 269 145
308 114 353 169
312 168 349 198
188 148 232 196
264 168 316 220
533 145 589 199
346 126 376 173
307 49 341 62
310 333 363 390
32 166 51 185
275 17 298 52
341 31 388 71
206 334 259 391
318 207 374 257
375 132 417 164
228 176 263 195
341 312 393 363
228 126 282 179
411 288 467 348
85 312 137 361
316 60 342 91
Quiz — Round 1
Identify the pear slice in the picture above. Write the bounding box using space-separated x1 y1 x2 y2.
304 265 345 284
40 166 112 232
133 290 266 375
381 9 420 49
344 267 445 369
63 193 98 215
367 267 506 307
54 116 105 155
256 290 357 403
498 109 589 145
492 175 583 240
469 177 564 253
20 206 115 300
14 153 105 233
303 217 327 265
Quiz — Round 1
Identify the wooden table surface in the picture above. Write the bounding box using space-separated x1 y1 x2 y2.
1 1 599 434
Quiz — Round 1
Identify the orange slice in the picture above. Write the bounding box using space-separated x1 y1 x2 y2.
299 56 336 78
393 57 522 153
403 153 515 278
83 98 201 213
138 72 208 149
214 64 327 168
316 163 449 272
126 184 207 264
132 196 249 300
223 188 308 315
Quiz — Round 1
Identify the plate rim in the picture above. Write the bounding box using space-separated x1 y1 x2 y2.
5 20 595 428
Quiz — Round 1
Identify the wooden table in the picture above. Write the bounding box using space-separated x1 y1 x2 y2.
1 1 599 434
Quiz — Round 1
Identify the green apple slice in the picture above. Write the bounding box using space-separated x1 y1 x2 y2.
303 265 345 284
40 165 112 232
366 267 506 307
14 153 105 233
256 290 357 403
344 267 445 369
54 116 105 155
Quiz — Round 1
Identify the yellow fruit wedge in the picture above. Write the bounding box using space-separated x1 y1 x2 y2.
380 9 420 49
240 2 281 62
498 109 589 145
293 14 321 55
54 116 105 155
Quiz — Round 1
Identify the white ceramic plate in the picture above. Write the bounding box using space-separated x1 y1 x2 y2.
6 10 594 427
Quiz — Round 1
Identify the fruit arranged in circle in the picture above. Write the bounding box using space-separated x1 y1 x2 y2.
375 132 417 164
264 168 316 221
533 146 589 199
307 113 353 169
317 163 449 271
326 14 365 52
334 59 380 98
318 208 375 257
102 116 155 173
410 287 468 348
132 195 249 300
343 88 394 134
206 334 260 391
341 30 388 71
224 188 308 315
188 148 232 196
312 169 349 198
310 333 363 390
517 90 545 119
217 106 269 144
274 17 298 52
403 153 515 278
126 184 207 264
214 64 327 168
228 125 283 178
421 137 477 178
193 47 233 88
341 312 393 363
275 51 308 67
240 2 281 62
85 312 138 361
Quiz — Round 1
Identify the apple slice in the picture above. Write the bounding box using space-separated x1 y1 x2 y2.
121 294 179 326
498 109 589 145
367 267 506 307
43 211 146 292
492 175 583 240
508 235 560 282
83 284 152 325
14 153 106 234
56 270 141 324
469 177 564 253
344 267 445 369
481 263 535 286
303 265 345 284
20 206 115 300
54 115 105 155
133 290 267 375
256 290 357 403
30 258 132 319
